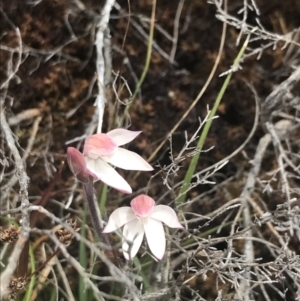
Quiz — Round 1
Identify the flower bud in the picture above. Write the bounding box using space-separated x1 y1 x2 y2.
67 147 89 183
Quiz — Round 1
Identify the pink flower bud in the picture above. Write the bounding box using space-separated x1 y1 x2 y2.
67 147 90 183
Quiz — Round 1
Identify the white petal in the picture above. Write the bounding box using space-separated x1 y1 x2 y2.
144 218 166 260
85 157 132 194
151 205 183 228
103 207 136 233
103 148 153 171
106 129 141 146
122 219 144 260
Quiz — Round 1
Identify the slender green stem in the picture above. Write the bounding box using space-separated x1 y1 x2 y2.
83 179 104 240
122 0 157 121
79 205 88 301
50 290 56 301
177 35 251 204
23 245 35 301
99 183 108 214
133 257 151 291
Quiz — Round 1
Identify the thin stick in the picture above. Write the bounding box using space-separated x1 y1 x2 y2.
170 0 185 63
95 0 115 133
0 111 30 298
235 119 292 300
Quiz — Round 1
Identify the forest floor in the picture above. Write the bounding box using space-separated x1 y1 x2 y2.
1 0 300 300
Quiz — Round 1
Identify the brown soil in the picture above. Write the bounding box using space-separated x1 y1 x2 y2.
1 0 300 300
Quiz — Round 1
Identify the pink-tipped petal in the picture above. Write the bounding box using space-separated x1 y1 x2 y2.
122 219 144 260
144 218 166 260
130 195 155 217
67 147 89 183
84 134 117 158
103 148 153 171
151 205 184 228
106 128 142 146
86 157 132 194
103 207 136 233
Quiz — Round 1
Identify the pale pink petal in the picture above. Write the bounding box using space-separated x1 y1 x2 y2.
103 207 136 233
122 219 144 260
144 218 166 260
130 195 155 217
85 157 132 194
151 205 184 228
67 147 89 183
84 134 117 158
106 128 141 146
103 148 153 171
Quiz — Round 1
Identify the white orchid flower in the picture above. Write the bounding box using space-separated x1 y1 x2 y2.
103 194 183 260
67 128 153 193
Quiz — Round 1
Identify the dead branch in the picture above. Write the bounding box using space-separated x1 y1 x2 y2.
0 111 30 298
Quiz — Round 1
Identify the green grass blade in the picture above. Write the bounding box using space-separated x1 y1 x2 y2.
133 257 151 291
50 290 56 301
79 206 88 301
22 244 35 301
99 183 108 214
122 0 157 121
177 35 251 204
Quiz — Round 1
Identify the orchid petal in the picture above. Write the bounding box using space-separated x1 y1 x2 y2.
86 157 132 194
122 219 144 260
151 205 184 228
103 207 136 233
144 218 166 260
130 195 155 217
106 128 142 146
84 134 117 158
103 148 153 171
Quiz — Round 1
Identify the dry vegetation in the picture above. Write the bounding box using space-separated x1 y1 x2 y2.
1 0 300 300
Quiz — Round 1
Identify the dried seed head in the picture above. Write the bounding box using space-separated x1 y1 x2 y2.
7 276 27 299
0 226 21 243
57 219 80 247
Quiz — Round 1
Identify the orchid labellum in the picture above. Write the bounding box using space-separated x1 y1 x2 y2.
103 194 183 260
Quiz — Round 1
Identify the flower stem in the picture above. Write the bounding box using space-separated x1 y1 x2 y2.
83 178 104 240
83 179 120 265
